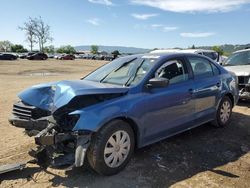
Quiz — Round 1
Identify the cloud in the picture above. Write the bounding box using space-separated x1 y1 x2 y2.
163 26 178 32
131 13 158 20
150 24 178 32
87 18 101 26
180 32 215 38
151 24 164 28
88 0 113 6
130 0 250 13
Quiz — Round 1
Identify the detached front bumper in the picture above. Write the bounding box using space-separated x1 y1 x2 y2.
33 122 92 168
9 113 92 168
9 115 48 131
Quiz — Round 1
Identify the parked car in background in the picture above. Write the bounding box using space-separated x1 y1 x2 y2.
95 54 105 60
47 54 55 58
0 53 17 60
27 52 48 60
181 49 220 64
151 49 221 64
19 53 28 59
223 48 250 100
104 55 115 61
58 54 75 60
9 53 238 175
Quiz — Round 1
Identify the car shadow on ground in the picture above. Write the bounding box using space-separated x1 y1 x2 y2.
237 100 250 108
1 111 249 187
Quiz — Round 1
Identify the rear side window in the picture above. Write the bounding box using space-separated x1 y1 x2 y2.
188 57 213 79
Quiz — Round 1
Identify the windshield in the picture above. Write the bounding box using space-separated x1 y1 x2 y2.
224 51 250 66
84 56 157 86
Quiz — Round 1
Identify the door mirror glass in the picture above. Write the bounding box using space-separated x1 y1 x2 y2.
147 78 169 88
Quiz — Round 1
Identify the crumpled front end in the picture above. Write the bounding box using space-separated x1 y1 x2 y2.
9 101 92 168
9 80 128 168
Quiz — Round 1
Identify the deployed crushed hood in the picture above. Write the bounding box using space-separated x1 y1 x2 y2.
224 65 250 76
18 80 129 112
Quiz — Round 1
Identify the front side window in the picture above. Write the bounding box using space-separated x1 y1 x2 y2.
224 51 250 66
155 60 189 84
188 57 214 79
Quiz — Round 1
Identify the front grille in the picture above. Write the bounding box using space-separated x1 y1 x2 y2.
13 102 35 120
12 101 50 120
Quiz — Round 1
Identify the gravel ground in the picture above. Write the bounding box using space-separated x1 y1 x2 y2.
0 59 249 188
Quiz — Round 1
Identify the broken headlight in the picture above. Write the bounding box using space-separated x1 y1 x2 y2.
57 114 80 132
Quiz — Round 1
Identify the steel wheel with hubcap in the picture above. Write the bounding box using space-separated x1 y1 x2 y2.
87 120 135 175
104 130 131 168
220 100 231 124
212 96 233 127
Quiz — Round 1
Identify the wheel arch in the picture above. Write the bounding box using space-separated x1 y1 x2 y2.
224 92 235 107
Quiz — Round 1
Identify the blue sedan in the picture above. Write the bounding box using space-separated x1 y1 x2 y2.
9 53 239 175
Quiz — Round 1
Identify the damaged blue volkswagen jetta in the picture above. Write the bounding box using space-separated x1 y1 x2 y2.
9 53 239 175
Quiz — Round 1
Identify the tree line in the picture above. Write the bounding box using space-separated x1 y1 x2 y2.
0 16 120 55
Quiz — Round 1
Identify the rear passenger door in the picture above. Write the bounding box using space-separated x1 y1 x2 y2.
186 56 221 124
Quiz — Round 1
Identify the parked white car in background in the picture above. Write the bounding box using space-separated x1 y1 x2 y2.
223 48 250 100
150 49 222 64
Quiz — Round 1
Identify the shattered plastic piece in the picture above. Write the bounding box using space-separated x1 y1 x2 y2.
0 163 26 175
157 163 167 171
152 154 162 161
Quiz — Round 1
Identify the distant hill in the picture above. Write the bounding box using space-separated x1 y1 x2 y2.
74 44 250 55
74 45 151 54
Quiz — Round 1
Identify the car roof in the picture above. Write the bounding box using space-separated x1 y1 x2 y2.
181 49 216 53
129 52 207 60
234 48 250 53
150 49 216 54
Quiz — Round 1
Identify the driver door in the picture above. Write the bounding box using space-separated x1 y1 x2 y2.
142 58 195 144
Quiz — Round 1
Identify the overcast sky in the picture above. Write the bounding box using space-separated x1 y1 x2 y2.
0 0 250 49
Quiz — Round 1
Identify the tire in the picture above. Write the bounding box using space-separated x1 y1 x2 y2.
87 120 135 175
212 96 233 127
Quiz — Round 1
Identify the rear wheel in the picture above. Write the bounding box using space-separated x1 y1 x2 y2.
87 120 135 175
212 96 232 127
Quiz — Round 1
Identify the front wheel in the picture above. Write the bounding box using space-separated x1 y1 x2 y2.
87 120 135 175
212 96 233 127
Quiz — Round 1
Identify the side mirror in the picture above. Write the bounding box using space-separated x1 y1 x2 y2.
147 77 169 88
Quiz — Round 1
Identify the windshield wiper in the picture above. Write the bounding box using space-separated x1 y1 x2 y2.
124 59 145 86
99 58 137 83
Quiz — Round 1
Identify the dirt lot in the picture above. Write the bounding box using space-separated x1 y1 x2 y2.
0 59 249 188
